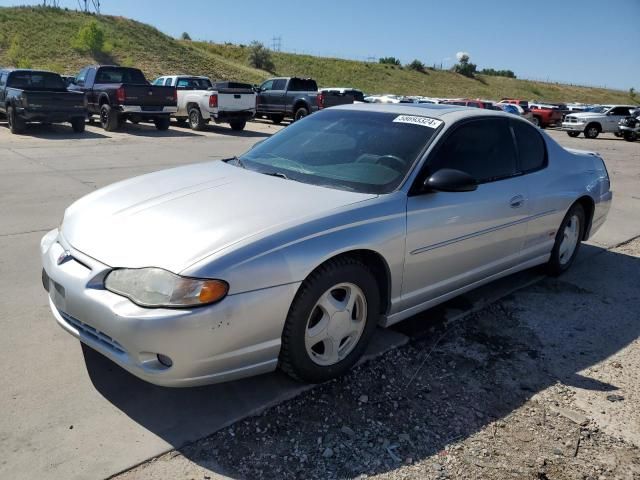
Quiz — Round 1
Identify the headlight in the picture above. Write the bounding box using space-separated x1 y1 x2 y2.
105 268 228 308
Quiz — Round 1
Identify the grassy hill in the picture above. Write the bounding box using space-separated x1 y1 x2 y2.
0 6 633 105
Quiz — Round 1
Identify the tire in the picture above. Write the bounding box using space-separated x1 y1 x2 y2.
567 131 580 138
532 116 541 127
270 114 284 125
623 131 638 142
70 118 85 133
7 106 26 134
154 116 171 131
546 203 586 276
229 120 246 131
129 118 140 124
100 104 120 132
279 257 380 383
584 123 600 139
175 117 188 127
294 106 309 122
614 131 623 138
188 107 205 131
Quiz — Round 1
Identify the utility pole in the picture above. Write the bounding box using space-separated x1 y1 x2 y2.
43 0 61 6
77 0 101 14
271 36 282 52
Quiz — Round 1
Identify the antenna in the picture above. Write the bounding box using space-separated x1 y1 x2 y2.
271 36 282 52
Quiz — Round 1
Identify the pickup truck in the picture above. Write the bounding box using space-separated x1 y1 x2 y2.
562 104 637 138
0 69 87 134
152 75 256 131
69 65 177 131
528 102 564 128
256 77 323 124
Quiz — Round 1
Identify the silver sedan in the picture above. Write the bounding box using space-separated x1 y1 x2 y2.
40 104 612 386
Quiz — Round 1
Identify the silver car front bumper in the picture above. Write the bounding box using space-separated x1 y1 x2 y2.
561 121 586 132
40 229 299 387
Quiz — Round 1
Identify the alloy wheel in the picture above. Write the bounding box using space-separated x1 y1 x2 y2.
558 214 580 265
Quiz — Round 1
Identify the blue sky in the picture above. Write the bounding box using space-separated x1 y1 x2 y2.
2 0 639 90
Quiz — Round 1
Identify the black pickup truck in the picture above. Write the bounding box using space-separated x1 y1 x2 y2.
256 77 323 124
69 65 177 131
0 69 87 134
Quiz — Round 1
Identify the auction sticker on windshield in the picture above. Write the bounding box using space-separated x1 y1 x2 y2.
393 115 443 129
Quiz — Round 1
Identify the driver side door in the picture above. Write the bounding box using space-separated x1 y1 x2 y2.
400 118 530 310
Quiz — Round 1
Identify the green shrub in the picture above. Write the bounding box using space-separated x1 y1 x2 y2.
379 56 401 66
407 59 425 72
248 41 274 72
71 20 105 54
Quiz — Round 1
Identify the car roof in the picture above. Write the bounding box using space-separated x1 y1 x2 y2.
331 102 510 122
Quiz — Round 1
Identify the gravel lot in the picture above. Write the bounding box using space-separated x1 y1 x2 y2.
114 130 640 480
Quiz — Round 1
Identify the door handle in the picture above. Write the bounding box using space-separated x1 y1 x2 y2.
509 195 524 208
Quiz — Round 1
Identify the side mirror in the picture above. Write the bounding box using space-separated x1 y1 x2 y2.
424 168 477 193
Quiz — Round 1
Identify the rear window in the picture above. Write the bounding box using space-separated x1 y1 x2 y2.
512 120 546 172
288 78 318 92
176 77 212 89
7 71 66 90
95 67 147 84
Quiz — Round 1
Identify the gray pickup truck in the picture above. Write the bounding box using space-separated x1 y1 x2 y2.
0 69 87 134
256 77 323 124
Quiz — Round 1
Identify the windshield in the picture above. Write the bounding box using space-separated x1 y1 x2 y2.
8 71 66 90
236 109 440 194
586 106 609 113
177 77 212 89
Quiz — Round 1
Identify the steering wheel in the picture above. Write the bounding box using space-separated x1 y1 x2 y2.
376 154 407 171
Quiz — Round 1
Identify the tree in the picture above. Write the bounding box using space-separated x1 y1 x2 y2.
181 32 191 41
248 41 275 72
71 20 105 54
453 51 476 78
407 59 426 72
479 68 516 79
379 56 401 66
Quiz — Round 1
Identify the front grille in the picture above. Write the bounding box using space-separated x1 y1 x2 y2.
565 116 577 123
59 310 126 355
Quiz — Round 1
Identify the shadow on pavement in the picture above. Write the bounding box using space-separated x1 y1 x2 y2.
113 122 203 138
0 122 109 139
171 121 273 138
83 243 640 478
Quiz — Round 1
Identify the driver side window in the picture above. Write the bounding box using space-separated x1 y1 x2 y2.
428 118 517 183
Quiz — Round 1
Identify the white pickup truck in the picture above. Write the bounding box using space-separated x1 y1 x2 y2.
562 104 637 139
152 75 256 131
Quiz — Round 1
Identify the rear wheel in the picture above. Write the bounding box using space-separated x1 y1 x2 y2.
188 107 206 131
154 116 171 131
294 106 309 122
279 257 380 383
584 123 600 139
70 118 85 133
546 203 585 276
229 120 246 131
7 106 26 134
567 131 580 138
100 104 120 131
623 131 638 142
532 116 541 127
270 114 284 125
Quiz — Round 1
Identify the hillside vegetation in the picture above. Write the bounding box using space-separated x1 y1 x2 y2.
0 6 633 105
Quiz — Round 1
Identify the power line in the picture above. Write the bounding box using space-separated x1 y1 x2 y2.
76 0 101 14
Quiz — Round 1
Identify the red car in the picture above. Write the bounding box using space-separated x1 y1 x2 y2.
441 99 495 109
528 103 564 128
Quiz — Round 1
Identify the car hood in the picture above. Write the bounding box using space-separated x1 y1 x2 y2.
567 112 605 119
62 161 376 272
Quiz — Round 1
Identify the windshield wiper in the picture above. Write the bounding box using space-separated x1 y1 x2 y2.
263 171 289 180
227 156 246 168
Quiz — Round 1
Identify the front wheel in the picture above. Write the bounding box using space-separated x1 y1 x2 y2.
7 106 26 134
229 120 246 131
546 203 585 276
567 131 580 138
623 130 638 142
279 257 380 383
154 116 171 131
614 131 623 138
